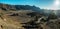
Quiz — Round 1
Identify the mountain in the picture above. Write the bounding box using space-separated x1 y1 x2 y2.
1 3 60 16
0 3 60 29
0 3 52 16
0 3 41 12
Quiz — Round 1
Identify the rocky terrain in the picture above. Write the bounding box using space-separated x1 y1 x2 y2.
0 3 60 29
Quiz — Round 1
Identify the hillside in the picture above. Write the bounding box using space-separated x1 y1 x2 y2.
0 8 43 29
0 3 60 29
0 3 41 12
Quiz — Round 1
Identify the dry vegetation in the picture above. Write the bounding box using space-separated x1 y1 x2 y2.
0 9 60 29
0 10 32 29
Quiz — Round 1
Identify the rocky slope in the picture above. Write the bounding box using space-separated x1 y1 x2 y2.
0 9 40 29
0 3 60 29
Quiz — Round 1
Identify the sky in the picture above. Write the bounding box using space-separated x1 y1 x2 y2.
0 0 59 10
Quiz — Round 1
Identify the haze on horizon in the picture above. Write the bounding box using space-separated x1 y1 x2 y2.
0 0 60 10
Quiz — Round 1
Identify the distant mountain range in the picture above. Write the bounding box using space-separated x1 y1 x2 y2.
0 3 60 16
0 3 51 14
0 3 41 11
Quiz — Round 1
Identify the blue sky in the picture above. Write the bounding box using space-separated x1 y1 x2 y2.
0 0 54 9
